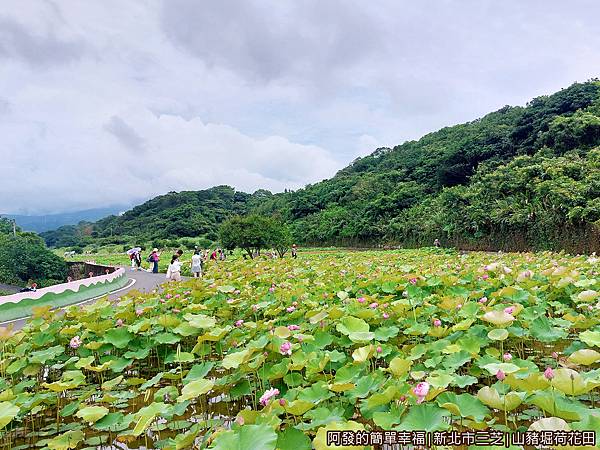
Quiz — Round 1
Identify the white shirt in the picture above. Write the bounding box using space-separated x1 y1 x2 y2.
170 260 182 273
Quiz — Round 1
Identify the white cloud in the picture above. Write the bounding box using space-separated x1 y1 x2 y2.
0 0 599 214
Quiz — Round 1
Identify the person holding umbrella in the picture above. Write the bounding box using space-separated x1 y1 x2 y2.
127 247 142 271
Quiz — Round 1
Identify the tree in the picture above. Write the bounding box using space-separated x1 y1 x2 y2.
219 215 292 258
269 220 293 258
0 232 68 287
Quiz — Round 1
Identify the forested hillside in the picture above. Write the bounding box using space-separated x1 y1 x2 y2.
42 81 600 252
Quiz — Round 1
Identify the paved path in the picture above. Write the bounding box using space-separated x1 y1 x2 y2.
1 268 181 330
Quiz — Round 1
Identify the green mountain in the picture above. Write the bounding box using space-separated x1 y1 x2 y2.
42 80 600 253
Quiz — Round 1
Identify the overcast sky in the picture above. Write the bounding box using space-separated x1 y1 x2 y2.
1 0 599 215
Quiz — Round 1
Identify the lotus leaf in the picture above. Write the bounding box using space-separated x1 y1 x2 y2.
75 406 109 423
397 403 450 431
210 424 277 450
177 378 214 402
477 386 523 411
313 421 365 450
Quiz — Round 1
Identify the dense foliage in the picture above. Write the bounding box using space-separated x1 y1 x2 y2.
219 215 293 258
1 249 599 448
0 218 68 288
41 81 600 252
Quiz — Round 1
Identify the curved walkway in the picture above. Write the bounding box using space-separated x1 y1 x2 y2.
0 268 178 330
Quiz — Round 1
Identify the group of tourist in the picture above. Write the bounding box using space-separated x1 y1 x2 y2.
130 244 300 282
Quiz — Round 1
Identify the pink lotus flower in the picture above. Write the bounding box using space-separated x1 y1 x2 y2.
297 335 303 342
552 352 559 359
227 298 235 304
503 353 512 361
159 298 166 304
409 278 417 285
165 294 172 299
287 325 300 331
382 313 389 319
279 398 286 406
382 303 389 308
479 297 488 304
69 336 82 349
413 382 430 404
269 287 275 293
482 274 489 280
259 388 280 406
174 294 180 299
234 290 240 295
504 306 515 315
456 304 462 309
376 346 382 353
116 319 124 327
496 370 506 381
544 367 554 380
280 341 292 355
433 319 442 327
235 320 244 327
286 306 296 313
369 302 378 309
357 297 366 303
135 309 143 316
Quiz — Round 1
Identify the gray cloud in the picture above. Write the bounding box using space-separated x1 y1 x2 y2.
160 0 382 83
0 16 85 66
0 0 599 214
104 116 147 154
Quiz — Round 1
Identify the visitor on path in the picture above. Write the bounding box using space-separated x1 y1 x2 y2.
219 248 226 261
20 282 37 293
211 249 218 261
166 254 182 282
134 251 142 270
148 248 160 273
291 244 298 259
434 239 441 248
191 250 203 278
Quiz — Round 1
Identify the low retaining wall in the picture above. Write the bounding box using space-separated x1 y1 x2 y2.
0 266 126 307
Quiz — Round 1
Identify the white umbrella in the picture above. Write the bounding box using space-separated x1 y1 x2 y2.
127 247 141 256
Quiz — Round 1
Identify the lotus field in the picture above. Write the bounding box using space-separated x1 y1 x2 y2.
1 248 600 449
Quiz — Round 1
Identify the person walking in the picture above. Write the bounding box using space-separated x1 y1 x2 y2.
134 251 142 270
191 250 202 278
166 254 182 282
291 244 298 259
148 248 160 273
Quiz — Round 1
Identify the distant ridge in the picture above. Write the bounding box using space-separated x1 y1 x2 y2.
3 206 130 233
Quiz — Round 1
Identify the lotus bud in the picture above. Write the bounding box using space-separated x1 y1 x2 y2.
544 367 554 380
496 370 506 381
433 319 442 327
382 313 389 319
376 346 382 353
503 353 512 361
357 297 366 303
